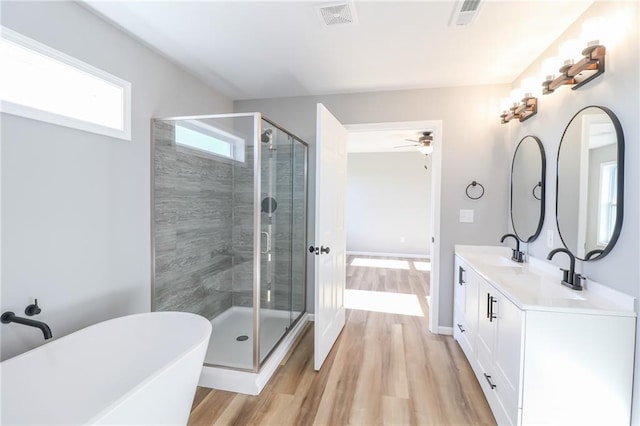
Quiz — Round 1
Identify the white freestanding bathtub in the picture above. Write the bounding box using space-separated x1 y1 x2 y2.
0 312 211 425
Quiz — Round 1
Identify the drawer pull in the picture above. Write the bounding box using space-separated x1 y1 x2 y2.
484 373 497 389
457 323 465 333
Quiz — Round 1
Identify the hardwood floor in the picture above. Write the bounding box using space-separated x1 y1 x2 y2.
188 256 496 425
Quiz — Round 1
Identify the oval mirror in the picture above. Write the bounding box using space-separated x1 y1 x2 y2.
511 136 546 242
556 106 624 261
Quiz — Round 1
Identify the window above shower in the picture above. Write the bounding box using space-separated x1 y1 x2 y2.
175 120 245 162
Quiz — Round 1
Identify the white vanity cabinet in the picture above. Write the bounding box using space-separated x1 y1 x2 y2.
453 247 636 425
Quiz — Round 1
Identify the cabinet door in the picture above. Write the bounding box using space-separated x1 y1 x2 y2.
453 256 467 314
475 278 495 358
493 291 524 425
453 257 470 356
463 267 479 347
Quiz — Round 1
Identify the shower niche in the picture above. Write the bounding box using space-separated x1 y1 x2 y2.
151 113 308 392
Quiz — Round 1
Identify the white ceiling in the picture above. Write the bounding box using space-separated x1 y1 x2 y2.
82 0 595 101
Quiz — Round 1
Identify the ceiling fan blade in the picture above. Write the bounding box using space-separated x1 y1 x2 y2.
394 144 419 148
404 138 419 143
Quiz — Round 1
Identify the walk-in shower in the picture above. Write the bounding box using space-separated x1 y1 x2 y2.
151 113 308 393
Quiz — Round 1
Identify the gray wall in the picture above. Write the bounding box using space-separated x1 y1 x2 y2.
346 152 431 255
0 1 232 360
507 1 640 421
235 83 510 327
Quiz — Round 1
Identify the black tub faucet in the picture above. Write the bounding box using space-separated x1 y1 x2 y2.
500 233 524 263
1 311 53 340
547 248 584 291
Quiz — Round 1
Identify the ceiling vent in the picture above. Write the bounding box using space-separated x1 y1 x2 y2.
316 2 358 27
450 0 483 26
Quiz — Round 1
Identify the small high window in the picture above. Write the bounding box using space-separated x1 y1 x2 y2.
175 120 245 162
0 27 131 140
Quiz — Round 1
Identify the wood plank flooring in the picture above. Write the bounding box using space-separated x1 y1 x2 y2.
188 256 496 425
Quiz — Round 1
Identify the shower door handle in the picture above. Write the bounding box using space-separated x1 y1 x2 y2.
261 232 271 254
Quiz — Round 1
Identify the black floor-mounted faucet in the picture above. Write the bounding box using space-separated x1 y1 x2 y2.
547 248 584 291
1 311 53 340
500 233 524 263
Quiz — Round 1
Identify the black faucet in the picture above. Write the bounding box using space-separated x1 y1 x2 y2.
500 233 524 263
1 311 53 340
546 248 584 291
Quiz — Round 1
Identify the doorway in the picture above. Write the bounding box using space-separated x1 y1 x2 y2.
344 120 443 334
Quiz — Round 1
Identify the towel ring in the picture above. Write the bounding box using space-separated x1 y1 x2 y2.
466 181 485 200
532 181 542 200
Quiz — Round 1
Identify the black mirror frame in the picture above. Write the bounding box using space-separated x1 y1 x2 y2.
510 135 546 243
555 105 625 261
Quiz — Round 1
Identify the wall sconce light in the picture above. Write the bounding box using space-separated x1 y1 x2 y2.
542 18 606 94
500 82 538 124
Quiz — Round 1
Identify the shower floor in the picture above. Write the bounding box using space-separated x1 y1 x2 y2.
205 306 301 369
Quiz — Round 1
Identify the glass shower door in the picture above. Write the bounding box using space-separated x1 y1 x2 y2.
259 120 293 362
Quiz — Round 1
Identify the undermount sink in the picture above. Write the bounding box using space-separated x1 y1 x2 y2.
499 273 586 301
536 285 586 301
469 254 523 268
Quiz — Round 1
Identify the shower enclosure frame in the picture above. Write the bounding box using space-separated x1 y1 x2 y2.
150 112 309 374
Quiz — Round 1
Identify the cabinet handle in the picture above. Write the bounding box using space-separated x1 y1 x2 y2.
489 296 497 322
486 293 491 319
458 266 465 285
457 323 465 333
484 373 497 389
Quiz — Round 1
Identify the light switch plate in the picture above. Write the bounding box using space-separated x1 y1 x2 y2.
546 230 554 248
459 209 474 223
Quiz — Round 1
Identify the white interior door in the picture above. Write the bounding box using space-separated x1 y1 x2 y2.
313 103 347 371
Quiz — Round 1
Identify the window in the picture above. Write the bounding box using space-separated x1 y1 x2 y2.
175 120 245 162
597 161 617 246
0 26 131 140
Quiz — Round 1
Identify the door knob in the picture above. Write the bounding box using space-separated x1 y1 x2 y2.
309 245 320 255
320 246 330 254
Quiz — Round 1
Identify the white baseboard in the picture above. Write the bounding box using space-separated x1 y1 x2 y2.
347 251 431 259
438 326 453 335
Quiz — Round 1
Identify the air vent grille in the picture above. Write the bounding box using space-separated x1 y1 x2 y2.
460 0 481 13
316 3 358 26
450 0 483 26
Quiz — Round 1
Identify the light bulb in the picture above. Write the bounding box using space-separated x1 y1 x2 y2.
510 88 523 106
521 77 540 98
419 145 433 155
542 56 561 80
500 97 512 113
582 17 605 47
559 38 582 65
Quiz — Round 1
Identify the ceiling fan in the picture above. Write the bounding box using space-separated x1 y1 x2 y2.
394 131 434 154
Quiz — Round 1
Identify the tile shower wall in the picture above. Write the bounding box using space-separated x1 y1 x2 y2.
153 120 234 319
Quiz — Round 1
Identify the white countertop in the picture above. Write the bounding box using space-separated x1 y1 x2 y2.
455 245 636 317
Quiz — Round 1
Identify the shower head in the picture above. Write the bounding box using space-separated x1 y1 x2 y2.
261 129 273 143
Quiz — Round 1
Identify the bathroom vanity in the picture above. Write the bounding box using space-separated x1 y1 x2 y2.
453 245 636 425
